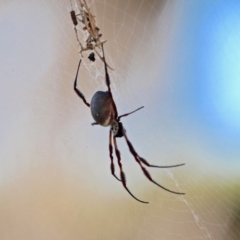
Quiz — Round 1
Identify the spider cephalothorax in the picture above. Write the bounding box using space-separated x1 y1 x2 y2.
73 45 185 204
111 120 125 138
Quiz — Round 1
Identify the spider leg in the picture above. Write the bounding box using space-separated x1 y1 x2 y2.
117 106 144 121
74 59 90 107
113 136 149 204
109 130 121 182
138 157 185 168
101 44 119 117
91 122 99 126
122 127 185 195
120 124 184 168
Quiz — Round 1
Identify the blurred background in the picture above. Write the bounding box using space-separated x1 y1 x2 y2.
0 0 240 239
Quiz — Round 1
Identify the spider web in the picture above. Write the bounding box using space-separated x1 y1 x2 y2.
0 0 239 239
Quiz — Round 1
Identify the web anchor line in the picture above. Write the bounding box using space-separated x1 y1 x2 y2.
166 170 213 240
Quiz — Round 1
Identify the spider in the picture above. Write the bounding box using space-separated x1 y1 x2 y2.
73 45 185 204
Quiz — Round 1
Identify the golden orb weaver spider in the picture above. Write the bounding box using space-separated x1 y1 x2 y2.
73 45 185 204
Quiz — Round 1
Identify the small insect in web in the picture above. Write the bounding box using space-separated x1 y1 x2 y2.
73 45 185 204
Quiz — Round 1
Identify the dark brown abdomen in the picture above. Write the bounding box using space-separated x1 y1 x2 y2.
90 91 116 126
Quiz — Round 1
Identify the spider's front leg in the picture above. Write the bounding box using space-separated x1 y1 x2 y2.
113 136 148 204
121 125 185 195
73 59 90 107
109 130 121 182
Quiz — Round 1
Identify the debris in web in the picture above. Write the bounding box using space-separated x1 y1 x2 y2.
88 52 95 62
70 0 113 70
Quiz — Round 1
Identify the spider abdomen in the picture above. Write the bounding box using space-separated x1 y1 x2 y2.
90 91 116 126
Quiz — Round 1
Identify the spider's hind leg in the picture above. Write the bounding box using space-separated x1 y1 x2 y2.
101 45 118 117
73 59 90 107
